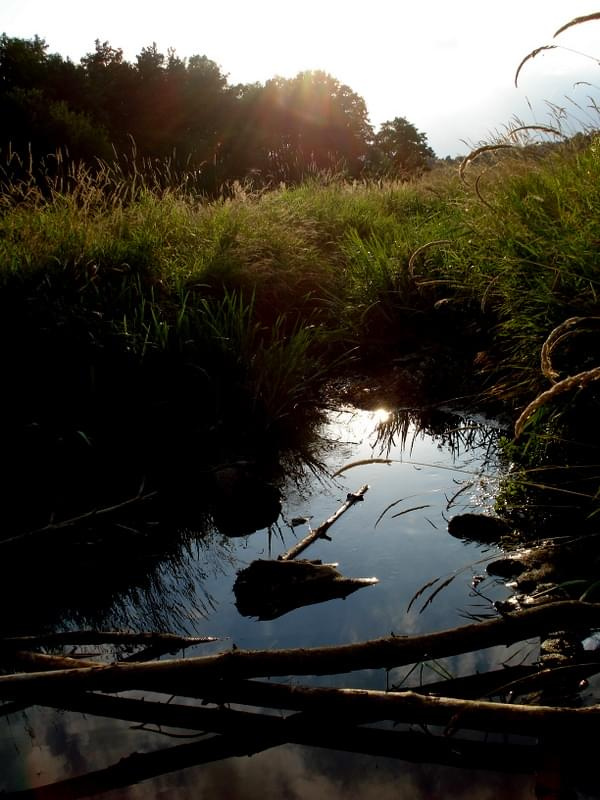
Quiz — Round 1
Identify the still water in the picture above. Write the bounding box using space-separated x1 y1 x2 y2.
0 406 588 798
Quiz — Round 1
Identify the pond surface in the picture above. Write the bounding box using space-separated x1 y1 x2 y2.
1 405 594 799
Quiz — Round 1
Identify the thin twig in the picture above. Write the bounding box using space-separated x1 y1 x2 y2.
278 485 369 561
0 491 158 548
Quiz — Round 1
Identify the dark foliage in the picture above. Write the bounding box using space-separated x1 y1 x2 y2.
0 34 433 188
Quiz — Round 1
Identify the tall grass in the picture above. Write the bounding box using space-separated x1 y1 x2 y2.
2 141 598 400
1 138 599 521
0 137 600 412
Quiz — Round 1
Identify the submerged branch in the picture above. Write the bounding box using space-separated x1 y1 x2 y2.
278 485 369 561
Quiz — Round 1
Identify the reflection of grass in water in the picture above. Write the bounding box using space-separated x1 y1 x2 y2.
92 530 241 635
0 526 241 637
370 407 503 462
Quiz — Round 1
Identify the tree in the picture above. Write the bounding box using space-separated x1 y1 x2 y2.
370 116 434 177
79 40 137 149
0 35 110 161
0 33 48 91
177 53 231 172
256 71 374 181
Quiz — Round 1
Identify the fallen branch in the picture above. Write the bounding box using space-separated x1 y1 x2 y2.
18 649 599 712
40 691 546 769
0 630 219 649
1 601 599 698
278 485 369 561
0 632 220 666
21 678 600 738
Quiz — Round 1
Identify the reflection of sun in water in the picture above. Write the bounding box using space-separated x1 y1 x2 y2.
372 407 391 426
322 407 394 455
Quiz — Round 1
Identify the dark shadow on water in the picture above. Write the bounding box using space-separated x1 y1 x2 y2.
0 522 238 637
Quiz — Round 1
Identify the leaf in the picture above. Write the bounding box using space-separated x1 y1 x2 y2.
554 13 600 38
390 504 431 519
514 45 557 87
75 430 93 447
331 458 393 478
374 498 406 529
445 482 474 511
407 576 442 614
419 575 457 614
580 580 600 602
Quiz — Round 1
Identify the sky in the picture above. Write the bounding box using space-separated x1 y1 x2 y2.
3 0 600 156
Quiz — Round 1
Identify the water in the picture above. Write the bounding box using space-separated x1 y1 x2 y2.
0 405 586 798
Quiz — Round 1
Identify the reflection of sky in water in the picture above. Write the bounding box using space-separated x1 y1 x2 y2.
188 407 511 656
5 708 538 800
0 408 563 798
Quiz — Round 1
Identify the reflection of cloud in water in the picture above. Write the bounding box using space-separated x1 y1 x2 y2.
2 705 533 799
97 742 534 800
2 698 537 799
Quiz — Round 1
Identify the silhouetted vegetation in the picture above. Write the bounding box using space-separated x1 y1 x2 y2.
0 34 434 190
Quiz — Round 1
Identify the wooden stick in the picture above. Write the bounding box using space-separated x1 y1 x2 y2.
23 680 600 738
1 631 219 649
40 691 544 767
0 601 599 698
278 485 369 561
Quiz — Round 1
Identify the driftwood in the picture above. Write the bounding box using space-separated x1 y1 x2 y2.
0 630 219 649
4 664 600 770
233 559 378 619
0 652 557 712
1 601 600 699
17 650 598 718
5 665 600 741
4 602 600 797
32 681 600 738
0 631 221 666
30 691 586 767
278 485 369 561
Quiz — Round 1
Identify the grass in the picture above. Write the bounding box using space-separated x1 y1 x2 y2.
0 136 599 527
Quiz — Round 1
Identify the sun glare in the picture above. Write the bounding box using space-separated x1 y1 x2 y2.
373 407 391 426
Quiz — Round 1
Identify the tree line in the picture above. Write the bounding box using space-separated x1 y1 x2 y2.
0 34 435 190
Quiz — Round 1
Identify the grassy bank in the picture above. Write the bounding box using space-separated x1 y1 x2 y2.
1 137 599 529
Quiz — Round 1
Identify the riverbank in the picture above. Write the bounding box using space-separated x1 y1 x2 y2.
1 136 598 532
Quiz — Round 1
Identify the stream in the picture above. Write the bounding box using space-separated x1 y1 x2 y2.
1 404 597 798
